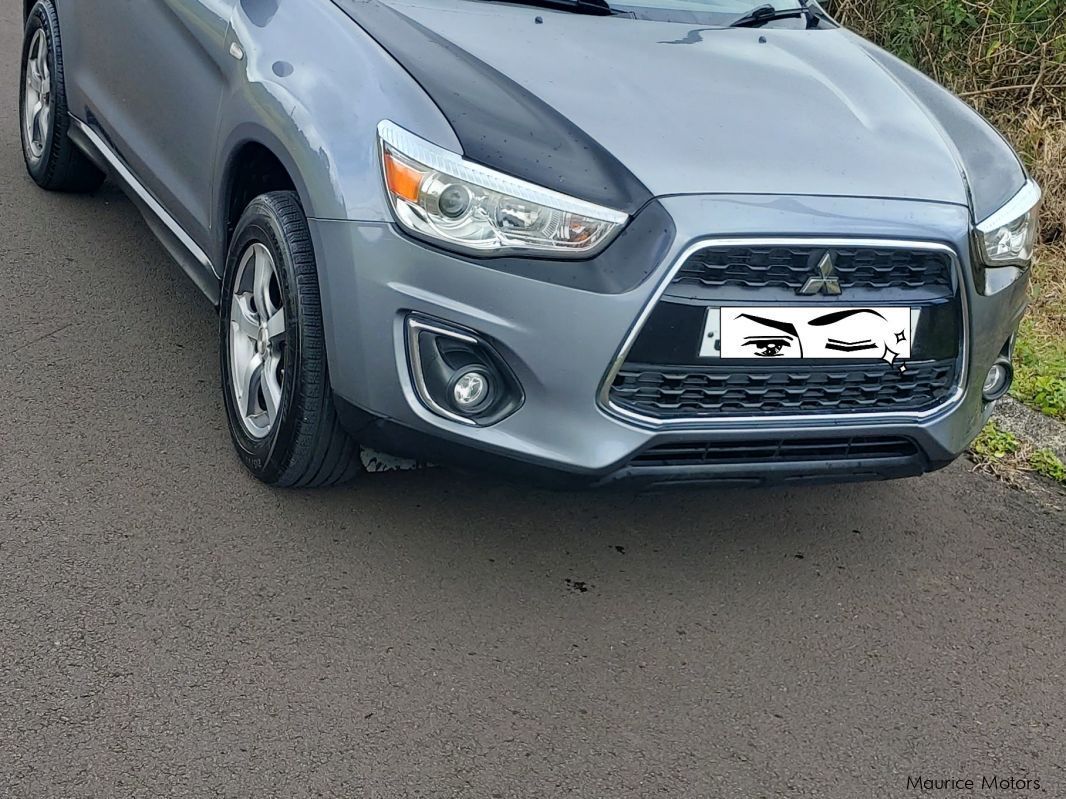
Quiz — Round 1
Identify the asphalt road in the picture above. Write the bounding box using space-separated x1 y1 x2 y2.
2 10 1065 799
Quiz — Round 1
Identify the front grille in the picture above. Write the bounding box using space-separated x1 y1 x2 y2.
610 359 958 418
632 436 919 467
606 240 965 421
673 246 953 291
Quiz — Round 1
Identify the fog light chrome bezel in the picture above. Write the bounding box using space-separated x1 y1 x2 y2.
405 315 523 427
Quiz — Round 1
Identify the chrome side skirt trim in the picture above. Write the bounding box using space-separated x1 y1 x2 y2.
70 116 217 279
598 237 970 431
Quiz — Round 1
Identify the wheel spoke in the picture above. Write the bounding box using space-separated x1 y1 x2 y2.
37 103 50 141
252 245 274 318
230 293 260 340
261 355 283 426
265 309 286 342
238 353 264 418
30 100 44 142
27 42 41 81
26 65 42 94
36 42 48 88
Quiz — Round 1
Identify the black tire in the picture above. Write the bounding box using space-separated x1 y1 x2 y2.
19 1 105 193
220 191 362 487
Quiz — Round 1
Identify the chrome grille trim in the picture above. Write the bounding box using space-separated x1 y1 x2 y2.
598 237 970 430
672 245 953 291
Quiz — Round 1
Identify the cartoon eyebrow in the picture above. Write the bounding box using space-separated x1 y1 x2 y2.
808 309 886 327
736 313 799 337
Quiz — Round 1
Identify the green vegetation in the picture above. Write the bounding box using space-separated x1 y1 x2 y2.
970 421 1022 462
1013 318 1066 420
826 1 1065 120
970 421 1066 486
1030 448 1066 484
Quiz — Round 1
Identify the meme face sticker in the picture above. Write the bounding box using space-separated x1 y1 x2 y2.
703 307 914 368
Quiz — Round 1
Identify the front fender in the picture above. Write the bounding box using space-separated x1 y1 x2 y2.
212 0 459 263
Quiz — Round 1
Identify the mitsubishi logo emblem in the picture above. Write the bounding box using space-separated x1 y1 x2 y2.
799 252 842 296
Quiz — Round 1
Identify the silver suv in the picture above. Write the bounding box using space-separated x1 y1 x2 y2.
19 0 1040 488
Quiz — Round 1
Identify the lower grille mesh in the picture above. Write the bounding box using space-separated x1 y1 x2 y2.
631 436 919 467
610 359 958 418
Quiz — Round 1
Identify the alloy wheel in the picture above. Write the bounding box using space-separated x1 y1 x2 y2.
23 29 52 163
229 242 287 439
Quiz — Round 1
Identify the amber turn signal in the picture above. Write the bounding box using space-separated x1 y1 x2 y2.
382 150 424 203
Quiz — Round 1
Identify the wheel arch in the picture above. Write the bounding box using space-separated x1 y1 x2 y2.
216 0 462 242
220 137 300 246
214 125 319 266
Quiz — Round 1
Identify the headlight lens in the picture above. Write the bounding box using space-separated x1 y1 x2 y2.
976 180 1042 266
378 121 628 257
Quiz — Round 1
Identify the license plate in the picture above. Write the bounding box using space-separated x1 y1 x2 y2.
701 307 915 364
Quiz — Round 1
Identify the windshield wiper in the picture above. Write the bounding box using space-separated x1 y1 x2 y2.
729 1 821 28
478 0 616 15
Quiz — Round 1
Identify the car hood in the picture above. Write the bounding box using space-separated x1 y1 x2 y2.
361 0 974 209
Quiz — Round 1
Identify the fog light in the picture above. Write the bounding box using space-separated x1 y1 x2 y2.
405 315 524 427
451 370 491 411
982 361 1012 401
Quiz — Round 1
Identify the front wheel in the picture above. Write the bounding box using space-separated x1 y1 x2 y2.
19 1 105 192
220 191 361 487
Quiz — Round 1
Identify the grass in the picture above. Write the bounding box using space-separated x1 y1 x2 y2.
1013 321 1066 421
1031 448 1066 483
1010 116 1066 420
971 420 1022 461
1012 239 1066 421
970 420 1066 486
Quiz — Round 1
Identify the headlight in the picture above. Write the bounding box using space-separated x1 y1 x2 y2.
975 180 1042 267
378 121 628 257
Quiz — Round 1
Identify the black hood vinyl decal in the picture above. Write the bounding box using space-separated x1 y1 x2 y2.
330 0 652 214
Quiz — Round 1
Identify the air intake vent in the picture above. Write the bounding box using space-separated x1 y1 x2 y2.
632 437 919 467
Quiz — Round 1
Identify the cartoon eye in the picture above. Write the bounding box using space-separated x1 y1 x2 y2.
743 337 793 358
825 339 877 353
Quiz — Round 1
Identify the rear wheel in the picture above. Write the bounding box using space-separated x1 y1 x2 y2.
19 1 105 192
220 191 362 487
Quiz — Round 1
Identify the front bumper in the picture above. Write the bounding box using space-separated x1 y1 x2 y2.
310 194 1029 487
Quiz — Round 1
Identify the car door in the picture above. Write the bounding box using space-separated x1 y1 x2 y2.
58 0 237 255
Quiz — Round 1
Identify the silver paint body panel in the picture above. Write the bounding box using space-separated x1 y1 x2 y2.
51 0 1033 478
372 0 975 205
310 194 1026 474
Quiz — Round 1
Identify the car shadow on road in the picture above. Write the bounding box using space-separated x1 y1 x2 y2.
244 461 944 607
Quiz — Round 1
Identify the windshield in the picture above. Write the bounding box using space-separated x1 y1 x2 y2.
610 0 829 26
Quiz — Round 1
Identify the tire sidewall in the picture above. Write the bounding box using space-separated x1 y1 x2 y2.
20 3 60 182
220 201 305 483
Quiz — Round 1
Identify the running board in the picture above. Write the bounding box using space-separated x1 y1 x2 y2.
68 116 222 305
